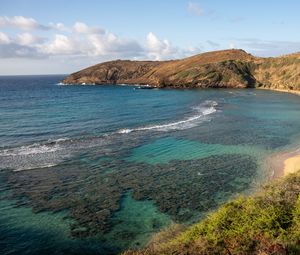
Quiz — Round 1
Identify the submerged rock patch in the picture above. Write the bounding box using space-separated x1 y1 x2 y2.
4 154 257 239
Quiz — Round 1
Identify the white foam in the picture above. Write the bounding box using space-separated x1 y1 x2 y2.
13 163 58 172
0 136 112 171
0 137 70 157
118 129 132 134
0 144 59 156
117 100 218 134
1 101 218 171
0 139 70 171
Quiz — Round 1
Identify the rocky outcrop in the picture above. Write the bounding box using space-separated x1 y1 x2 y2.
63 49 300 91
63 60 162 85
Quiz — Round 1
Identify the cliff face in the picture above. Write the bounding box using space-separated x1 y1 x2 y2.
63 49 300 91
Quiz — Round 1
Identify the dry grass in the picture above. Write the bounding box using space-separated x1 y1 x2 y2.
63 48 300 92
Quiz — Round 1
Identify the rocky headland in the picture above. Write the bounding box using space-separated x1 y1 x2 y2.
63 49 300 92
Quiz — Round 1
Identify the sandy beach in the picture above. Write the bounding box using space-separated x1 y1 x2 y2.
267 148 300 178
259 88 300 178
283 153 300 176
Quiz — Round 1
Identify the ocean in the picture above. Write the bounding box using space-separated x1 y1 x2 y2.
1 75 300 254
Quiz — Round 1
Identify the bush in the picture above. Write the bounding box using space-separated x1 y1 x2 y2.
125 171 300 255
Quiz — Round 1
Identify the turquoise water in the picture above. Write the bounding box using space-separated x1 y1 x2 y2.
126 137 266 164
1 75 300 254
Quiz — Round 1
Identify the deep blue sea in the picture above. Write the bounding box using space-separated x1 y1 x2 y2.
1 75 300 254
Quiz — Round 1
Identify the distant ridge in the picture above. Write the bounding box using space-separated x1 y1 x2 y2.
63 49 300 91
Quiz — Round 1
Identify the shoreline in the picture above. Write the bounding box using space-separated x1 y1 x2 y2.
284 153 300 176
258 87 300 96
60 82 300 96
267 147 300 178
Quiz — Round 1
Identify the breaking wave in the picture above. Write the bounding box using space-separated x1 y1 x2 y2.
0 100 218 171
0 135 121 171
0 139 67 157
118 100 218 134
0 138 71 171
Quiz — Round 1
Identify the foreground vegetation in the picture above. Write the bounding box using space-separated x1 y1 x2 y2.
124 171 300 255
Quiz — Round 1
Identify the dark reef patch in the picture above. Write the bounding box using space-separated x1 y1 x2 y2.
3 154 257 238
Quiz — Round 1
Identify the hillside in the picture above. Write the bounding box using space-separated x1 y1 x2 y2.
63 49 300 91
255 53 300 91
124 171 300 255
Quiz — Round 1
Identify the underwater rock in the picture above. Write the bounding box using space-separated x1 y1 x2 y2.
4 154 257 238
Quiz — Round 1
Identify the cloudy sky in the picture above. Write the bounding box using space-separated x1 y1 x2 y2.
1 0 300 75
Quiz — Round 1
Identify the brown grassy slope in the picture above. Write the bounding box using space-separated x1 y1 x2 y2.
63 49 300 91
63 49 258 88
143 49 258 88
62 60 162 85
255 53 300 90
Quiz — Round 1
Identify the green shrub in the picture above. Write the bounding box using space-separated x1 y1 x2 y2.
125 171 300 255
264 71 271 80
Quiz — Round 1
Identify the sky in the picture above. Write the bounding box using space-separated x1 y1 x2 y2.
0 0 300 75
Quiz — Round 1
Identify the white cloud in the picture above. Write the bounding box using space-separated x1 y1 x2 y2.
40 30 137 58
17 33 45 45
0 28 197 61
187 2 204 16
88 32 143 57
0 18 200 61
0 32 45 58
43 34 76 55
73 22 104 34
0 16 196 61
0 16 71 32
0 16 48 30
0 43 42 58
0 32 11 44
49 22 69 32
146 32 176 60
